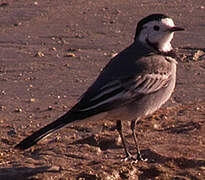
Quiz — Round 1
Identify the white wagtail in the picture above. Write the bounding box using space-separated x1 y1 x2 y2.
15 14 184 161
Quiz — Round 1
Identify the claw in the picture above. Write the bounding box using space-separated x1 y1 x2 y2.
137 152 148 162
121 152 148 163
121 154 138 163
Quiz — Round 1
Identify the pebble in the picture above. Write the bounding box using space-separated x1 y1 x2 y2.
51 47 57 51
0 105 6 111
14 22 22 26
1 90 6 95
48 106 53 110
35 51 45 57
193 50 204 61
29 98 35 103
47 166 61 171
153 123 160 130
65 52 75 57
64 63 70 68
15 108 22 113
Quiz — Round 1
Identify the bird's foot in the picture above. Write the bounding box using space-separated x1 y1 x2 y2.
121 152 147 163
136 152 148 162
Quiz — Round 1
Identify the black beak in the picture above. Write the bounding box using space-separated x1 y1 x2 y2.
169 26 184 32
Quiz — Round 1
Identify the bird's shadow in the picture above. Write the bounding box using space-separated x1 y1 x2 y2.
138 149 205 180
143 149 205 168
0 166 60 180
8 147 205 180
158 121 203 134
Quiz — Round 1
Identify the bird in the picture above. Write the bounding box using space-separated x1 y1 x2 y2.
15 14 184 161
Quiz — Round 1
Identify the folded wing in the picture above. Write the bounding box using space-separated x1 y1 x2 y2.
73 72 171 114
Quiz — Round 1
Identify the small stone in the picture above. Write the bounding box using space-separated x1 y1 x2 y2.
64 63 70 68
65 52 75 57
94 147 102 154
29 98 35 103
14 22 22 26
0 105 6 111
35 51 45 57
195 107 200 111
15 108 22 113
34 1 38 5
193 50 204 61
28 114 33 119
1 90 6 95
153 123 160 130
116 135 121 146
48 106 53 110
63 105 68 109
200 166 205 170
47 166 61 171
51 47 57 51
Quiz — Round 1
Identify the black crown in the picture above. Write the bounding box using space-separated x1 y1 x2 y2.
134 14 170 40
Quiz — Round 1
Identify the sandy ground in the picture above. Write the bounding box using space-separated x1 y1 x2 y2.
0 0 205 179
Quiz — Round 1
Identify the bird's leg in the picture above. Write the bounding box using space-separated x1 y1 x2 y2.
131 119 147 162
116 120 133 160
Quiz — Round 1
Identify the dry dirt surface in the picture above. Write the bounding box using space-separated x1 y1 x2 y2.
0 0 205 179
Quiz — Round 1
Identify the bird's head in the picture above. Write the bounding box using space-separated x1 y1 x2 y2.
135 14 184 53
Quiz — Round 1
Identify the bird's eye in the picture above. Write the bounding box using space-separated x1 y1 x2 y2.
153 25 160 31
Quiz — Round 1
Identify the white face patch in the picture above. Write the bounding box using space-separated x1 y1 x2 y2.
137 17 176 52
161 18 175 28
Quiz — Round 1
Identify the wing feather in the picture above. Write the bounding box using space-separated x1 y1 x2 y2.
76 72 171 112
